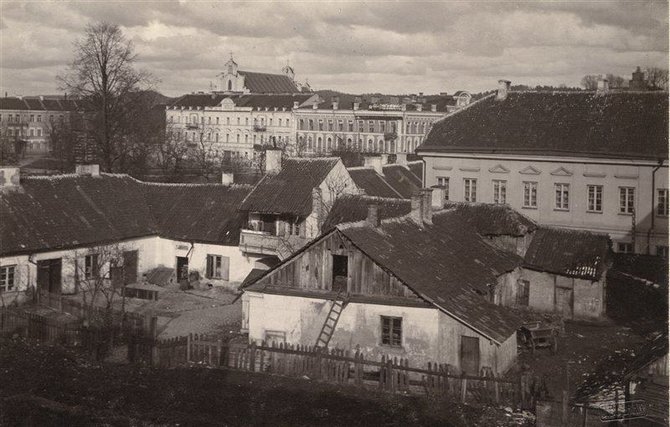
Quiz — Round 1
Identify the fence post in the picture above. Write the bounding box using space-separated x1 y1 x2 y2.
217 339 222 367
250 341 257 372
461 376 467 403
187 333 191 363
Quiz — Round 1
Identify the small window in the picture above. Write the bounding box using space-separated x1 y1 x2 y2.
464 178 477 202
436 177 450 200
1 265 16 292
493 180 507 204
381 316 402 347
554 183 570 210
617 242 634 254
587 185 603 213
517 280 529 306
657 189 668 217
84 254 99 280
332 255 348 293
619 187 635 214
523 181 537 208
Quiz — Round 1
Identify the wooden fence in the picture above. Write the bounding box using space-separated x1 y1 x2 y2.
0 308 82 347
153 335 530 407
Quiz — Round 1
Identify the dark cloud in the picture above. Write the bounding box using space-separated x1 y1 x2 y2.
0 1 667 96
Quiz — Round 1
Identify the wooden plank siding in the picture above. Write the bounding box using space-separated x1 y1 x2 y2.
257 230 418 301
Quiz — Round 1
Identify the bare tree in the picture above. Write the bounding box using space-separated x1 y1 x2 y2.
154 122 189 178
580 75 600 90
646 67 669 90
187 132 223 181
58 22 155 172
605 74 626 89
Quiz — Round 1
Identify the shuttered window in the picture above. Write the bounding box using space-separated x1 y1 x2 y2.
206 255 230 280
381 316 402 347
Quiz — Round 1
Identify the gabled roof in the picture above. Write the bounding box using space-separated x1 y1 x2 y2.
418 92 669 161
321 195 411 232
238 71 300 94
1 174 253 256
338 213 522 343
443 202 537 237
239 158 341 216
523 227 610 281
625 331 669 378
143 183 251 245
347 167 402 198
0 97 28 110
380 164 422 198
407 160 423 181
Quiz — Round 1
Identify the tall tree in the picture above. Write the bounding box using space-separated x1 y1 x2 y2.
605 74 626 89
580 75 600 90
646 67 668 90
58 22 154 172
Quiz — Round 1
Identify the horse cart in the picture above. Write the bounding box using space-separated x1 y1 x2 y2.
519 321 558 354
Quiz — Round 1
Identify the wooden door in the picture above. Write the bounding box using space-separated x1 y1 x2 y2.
123 251 138 284
556 288 573 318
37 259 62 294
176 256 189 281
460 336 480 376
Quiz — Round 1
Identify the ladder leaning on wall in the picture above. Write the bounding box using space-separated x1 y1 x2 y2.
314 294 349 351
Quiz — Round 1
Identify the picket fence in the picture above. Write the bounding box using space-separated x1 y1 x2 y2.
153 334 529 407
0 307 81 346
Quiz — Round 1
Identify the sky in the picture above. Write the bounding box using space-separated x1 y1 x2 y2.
1 1 668 97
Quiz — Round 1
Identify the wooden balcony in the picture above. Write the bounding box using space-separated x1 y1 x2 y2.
239 229 280 256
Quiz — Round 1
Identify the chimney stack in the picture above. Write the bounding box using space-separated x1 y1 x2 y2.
421 188 433 225
395 153 407 165
264 149 282 173
312 187 323 230
353 96 362 111
366 204 380 227
364 155 383 175
431 104 437 112
431 185 446 209
0 166 21 190
221 172 234 185
293 101 300 109
410 193 423 225
380 154 389 165
312 103 318 110
496 80 511 101
75 164 100 177
332 96 339 110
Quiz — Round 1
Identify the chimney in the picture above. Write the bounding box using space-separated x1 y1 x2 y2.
312 103 318 110
293 101 300 109
431 185 445 209
264 149 282 173
380 154 389 165
366 204 380 227
312 187 323 230
364 155 383 175
395 153 407 165
431 104 437 112
416 104 423 112
410 193 423 225
353 96 362 111
597 78 609 94
0 166 21 190
332 96 339 110
421 188 433 225
75 164 100 177
496 80 511 101
221 172 234 185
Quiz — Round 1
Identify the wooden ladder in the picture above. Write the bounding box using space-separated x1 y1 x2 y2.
314 297 348 350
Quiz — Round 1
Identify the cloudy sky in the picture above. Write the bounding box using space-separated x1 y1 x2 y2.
1 1 668 97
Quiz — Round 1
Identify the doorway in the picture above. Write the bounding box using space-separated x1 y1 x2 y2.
331 254 348 293
37 258 62 294
176 256 189 282
556 287 573 319
460 335 480 376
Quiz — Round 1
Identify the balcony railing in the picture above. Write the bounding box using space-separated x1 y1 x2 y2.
253 124 267 132
239 229 280 256
185 123 200 130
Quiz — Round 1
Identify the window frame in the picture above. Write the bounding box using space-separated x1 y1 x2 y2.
522 181 538 209
206 254 223 279
617 242 634 254
517 279 530 306
380 316 402 347
436 176 450 201
554 183 570 211
464 178 477 203
657 189 669 217
492 179 507 204
619 187 635 215
0 265 16 292
586 184 603 213
84 254 99 280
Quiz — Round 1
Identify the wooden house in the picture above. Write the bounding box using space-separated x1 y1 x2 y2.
625 332 669 426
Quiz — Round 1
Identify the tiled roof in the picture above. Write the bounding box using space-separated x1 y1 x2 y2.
347 167 402 198
169 93 314 109
239 71 300 94
1 174 155 256
407 160 423 181
338 213 523 343
523 227 610 280
443 202 537 237
0 98 29 110
143 183 252 245
321 195 411 232
381 164 422 198
1 174 253 256
419 92 669 160
625 331 669 377
0 97 82 111
239 158 340 216
301 93 457 112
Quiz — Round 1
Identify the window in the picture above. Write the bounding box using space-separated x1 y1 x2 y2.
619 187 635 214
37 115 41 122
0 265 15 292
381 316 402 347
348 120 354 132
30 114 34 122
464 178 477 202
338 120 344 131
617 242 633 254
436 177 449 200
84 254 99 280
206 254 229 280
332 255 348 293
587 185 603 212
554 183 569 210
523 182 537 208
308 119 314 130
657 246 669 258
358 120 364 132
517 280 529 306
368 120 375 133
658 189 669 216
493 180 507 204
318 119 324 131
37 129 42 137
327 120 333 131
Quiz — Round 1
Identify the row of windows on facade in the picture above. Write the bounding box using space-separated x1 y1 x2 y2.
171 130 289 145
0 253 232 293
297 119 429 135
169 115 290 128
0 113 65 124
1 127 44 137
300 135 422 154
435 177 670 216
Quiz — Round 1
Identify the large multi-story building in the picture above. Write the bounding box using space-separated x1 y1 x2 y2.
0 96 82 155
418 80 669 255
294 92 471 155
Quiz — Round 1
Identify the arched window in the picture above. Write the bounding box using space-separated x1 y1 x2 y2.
327 137 332 151
317 137 322 152
307 137 313 150
227 80 232 91
299 119 304 130
368 139 374 152
347 138 352 148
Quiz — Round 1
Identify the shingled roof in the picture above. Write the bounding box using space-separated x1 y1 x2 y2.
239 71 300 93
0 97 82 111
239 158 340 216
443 202 537 237
523 227 610 281
1 174 252 256
321 195 411 232
419 91 669 161
347 167 402 198
380 164 422 198
169 93 314 109
338 213 523 343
